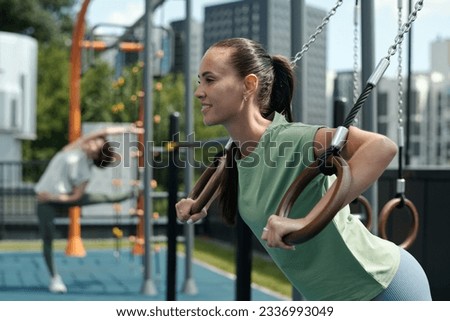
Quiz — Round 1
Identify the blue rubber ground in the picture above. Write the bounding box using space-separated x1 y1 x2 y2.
0 249 286 301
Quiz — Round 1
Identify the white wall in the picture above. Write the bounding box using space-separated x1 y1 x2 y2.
0 32 38 142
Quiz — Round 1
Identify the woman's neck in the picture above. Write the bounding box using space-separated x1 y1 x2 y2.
225 110 272 157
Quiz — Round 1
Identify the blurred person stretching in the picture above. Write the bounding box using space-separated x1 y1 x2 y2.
35 125 143 293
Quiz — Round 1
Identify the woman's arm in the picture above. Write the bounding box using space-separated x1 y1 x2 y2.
314 126 397 205
261 126 397 249
63 125 144 151
36 182 89 204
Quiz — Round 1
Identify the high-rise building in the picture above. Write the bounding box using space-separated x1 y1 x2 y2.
334 38 450 167
431 38 450 77
170 19 203 79
421 38 450 166
334 70 432 167
376 75 430 167
203 0 290 56
203 0 328 125
427 42 450 166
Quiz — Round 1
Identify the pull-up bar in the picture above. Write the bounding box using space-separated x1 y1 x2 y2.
81 40 144 52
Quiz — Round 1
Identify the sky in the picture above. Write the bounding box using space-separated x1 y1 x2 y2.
83 0 450 77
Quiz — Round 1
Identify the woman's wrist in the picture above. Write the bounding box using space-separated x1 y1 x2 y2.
107 126 134 136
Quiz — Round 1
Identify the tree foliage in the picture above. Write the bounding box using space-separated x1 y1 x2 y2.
22 44 71 160
106 61 227 146
7 0 227 163
81 61 116 122
0 0 75 43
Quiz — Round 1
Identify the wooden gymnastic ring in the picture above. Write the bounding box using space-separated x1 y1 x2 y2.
276 155 352 245
189 156 226 214
378 197 419 250
351 195 373 230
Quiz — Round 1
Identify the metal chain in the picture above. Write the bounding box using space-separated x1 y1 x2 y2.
396 0 406 195
385 0 424 61
397 0 404 130
291 0 343 66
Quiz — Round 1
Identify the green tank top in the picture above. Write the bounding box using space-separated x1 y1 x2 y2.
236 112 400 300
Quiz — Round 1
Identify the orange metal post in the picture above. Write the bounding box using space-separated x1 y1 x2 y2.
66 0 91 257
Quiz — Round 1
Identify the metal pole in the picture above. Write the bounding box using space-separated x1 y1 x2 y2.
182 0 198 295
334 98 347 128
141 0 157 295
291 0 307 122
360 0 378 233
405 0 413 166
291 0 307 301
167 113 180 301
235 214 252 300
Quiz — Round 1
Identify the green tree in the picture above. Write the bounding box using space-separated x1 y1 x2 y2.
109 64 227 145
0 0 75 43
108 62 144 124
22 44 71 160
4 0 228 163
81 61 117 122
24 52 123 161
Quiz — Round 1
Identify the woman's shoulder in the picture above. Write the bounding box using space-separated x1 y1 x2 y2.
269 118 323 141
58 148 88 164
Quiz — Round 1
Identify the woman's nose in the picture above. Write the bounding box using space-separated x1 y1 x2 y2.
194 86 205 99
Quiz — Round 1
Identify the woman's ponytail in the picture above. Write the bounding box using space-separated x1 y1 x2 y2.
218 142 239 225
270 55 294 122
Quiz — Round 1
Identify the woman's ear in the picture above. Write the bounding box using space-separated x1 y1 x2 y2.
243 74 258 98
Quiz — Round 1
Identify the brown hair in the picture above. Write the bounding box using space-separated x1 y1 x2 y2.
93 136 120 168
208 38 295 225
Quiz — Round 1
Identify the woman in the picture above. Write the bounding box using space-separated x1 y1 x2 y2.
35 125 143 293
176 38 431 300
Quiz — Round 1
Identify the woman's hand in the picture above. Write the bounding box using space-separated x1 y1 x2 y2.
36 192 53 203
175 198 208 224
127 123 145 135
261 214 305 250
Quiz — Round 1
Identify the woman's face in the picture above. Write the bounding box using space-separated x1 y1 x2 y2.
85 137 105 160
194 47 245 127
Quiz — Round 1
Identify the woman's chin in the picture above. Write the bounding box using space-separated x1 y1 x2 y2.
202 115 217 126
203 119 216 126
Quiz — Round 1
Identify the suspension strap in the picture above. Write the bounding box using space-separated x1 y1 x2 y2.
347 0 423 128
396 0 406 207
318 0 424 174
